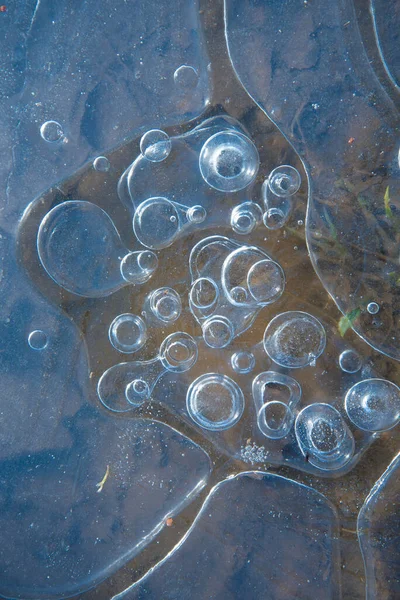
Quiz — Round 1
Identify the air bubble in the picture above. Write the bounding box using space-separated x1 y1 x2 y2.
149 288 182 323
28 330 48 350
40 120 63 143
367 302 380 315
186 373 245 431
120 250 158 284
187 205 207 224
339 349 362 373
231 351 255 374
263 208 286 230
190 277 219 310
295 403 355 471
202 316 234 349
160 332 198 373
173 65 199 89
263 311 326 368
345 378 400 432
38 201 157 297
222 247 285 307
199 130 259 192
268 165 301 197
140 129 171 162
125 379 150 406
93 156 110 172
231 202 262 235
98 332 197 412
109 314 147 354
252 371 301 439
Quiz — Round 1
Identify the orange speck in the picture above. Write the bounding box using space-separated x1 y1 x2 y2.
348 137 355 145
0 6 6 12
166 517 174 527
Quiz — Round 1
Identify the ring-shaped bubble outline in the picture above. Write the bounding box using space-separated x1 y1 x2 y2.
344 377 400 432
186 373 245 431
263 310 326 368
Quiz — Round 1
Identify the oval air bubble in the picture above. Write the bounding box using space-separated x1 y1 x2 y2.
160 332 198 372
231 350 255 374
295 403 355 471
189 277 219 310
187 205 207 224
38 201 153 297
173 65 199 89
125 379 150 406
345 378 400 432
339 349 362 373
222 246 285 308
367 302 380 315
202 315 234 349
149 287 182 323
140 129 171 162
263 311 326 368
199 130 259 192
268 165 301 197
120 250 158 284
252 371 301 439
93 156 110 172
263 207 286 230
133 197 184 250
109 314 147 354
247 259 285 304
40 120 63 143
28 330 48 350
186 373 245 431
230 202 262 235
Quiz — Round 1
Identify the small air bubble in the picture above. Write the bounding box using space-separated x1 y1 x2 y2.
93 156 110 172
40 120 63 143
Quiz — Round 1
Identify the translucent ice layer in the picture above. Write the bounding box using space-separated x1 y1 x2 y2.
0 416 211 600
225 0 400 359
358 453 400 599
118 473 341 600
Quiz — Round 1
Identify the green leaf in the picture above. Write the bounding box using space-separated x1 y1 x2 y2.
338 308 361 337
384 186 393 219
